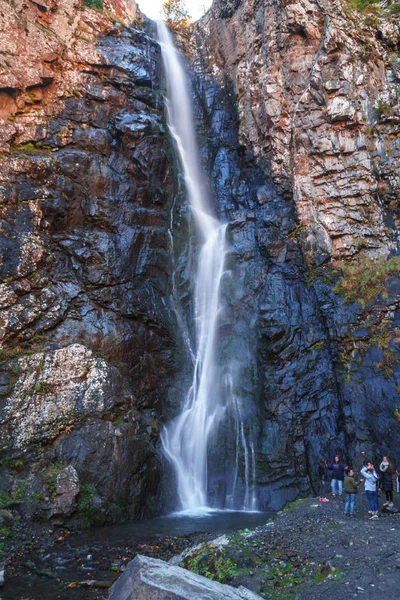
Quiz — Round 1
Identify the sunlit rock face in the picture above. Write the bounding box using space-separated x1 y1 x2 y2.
0 0 181 523
191 0 400 507
197 0 400 259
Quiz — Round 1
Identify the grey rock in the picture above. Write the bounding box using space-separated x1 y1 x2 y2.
49 465 80 517
108 555 261 600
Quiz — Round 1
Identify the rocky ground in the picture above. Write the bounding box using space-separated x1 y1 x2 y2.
215 494 400 600
1 493 400 599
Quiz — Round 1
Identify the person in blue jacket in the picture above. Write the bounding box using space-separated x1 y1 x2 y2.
328 455 348 497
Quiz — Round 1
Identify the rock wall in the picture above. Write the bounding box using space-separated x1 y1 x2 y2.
0 0 183 523
1 0 400 521
191 0 400 506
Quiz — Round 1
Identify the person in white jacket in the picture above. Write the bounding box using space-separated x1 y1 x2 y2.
361 462 380 519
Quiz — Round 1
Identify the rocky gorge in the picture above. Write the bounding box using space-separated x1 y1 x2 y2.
0 0 400 558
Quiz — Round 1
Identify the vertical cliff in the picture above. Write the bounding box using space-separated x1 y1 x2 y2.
1 0 400 521
191 0 400 505
0 0 184 523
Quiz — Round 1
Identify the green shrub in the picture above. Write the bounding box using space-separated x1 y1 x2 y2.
182 545 238 584
77 483 97 516
334 255 400 307
43 463 65 500
346 0 379 12
389 3 400 14
83 0 104 10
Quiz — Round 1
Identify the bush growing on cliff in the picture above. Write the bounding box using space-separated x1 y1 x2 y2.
83 0 103 10
346 0 379 13
162 0 191 26
334 255 400 307
162 0 192 42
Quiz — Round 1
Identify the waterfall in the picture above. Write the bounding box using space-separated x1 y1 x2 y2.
157 22 256 513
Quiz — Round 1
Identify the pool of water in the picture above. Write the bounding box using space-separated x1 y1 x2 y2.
2 510 272 600
75 509 271 546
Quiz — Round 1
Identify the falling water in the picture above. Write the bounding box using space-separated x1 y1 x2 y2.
157 22 256 512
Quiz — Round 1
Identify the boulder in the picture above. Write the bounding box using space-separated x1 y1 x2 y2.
49 465 80 517
108 555 261 600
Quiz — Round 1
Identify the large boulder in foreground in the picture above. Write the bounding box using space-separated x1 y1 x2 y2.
108 554 261 600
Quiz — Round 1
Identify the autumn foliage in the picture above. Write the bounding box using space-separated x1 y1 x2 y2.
162 0 192 36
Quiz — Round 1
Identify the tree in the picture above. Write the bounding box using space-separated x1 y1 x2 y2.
162 0 192 31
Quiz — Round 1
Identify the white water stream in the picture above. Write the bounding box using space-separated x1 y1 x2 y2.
157 22 256 513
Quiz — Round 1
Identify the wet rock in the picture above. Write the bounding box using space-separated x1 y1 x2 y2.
108 554 261 600
0 0 177 525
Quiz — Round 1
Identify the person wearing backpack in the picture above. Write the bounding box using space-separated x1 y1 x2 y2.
343 468 364 516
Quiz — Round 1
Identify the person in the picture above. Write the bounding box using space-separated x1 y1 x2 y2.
361 461 380 519
318 458 329 503
379 456 395 507
328 455 347 497
343 469 363 516
396 468 400 494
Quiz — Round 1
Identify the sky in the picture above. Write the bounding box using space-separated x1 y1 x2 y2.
137 0 213 21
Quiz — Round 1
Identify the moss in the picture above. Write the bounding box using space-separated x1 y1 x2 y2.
30 492 45 503
307 341 325 353
333 255 400 308
10 142 52 157
42 462 65 500
0 527 13 539
0 456 24 471
0 486 26 509
14 481 27 501
181 543 238 584
76 483 98 524
283 497 307 511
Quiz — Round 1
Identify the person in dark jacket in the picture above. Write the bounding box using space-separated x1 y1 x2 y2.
380 456 395 507
328 455 348 497
318 458 329 503
343 469 364 516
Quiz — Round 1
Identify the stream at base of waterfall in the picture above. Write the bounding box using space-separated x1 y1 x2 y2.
157 22 257 513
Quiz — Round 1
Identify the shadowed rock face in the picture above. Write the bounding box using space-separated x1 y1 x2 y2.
0 0 400 522
189 0 400 506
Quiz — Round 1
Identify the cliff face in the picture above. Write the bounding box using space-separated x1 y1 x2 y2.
191 0 400 506
198 0 400 259
1 0 400 522
0 0 183 523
